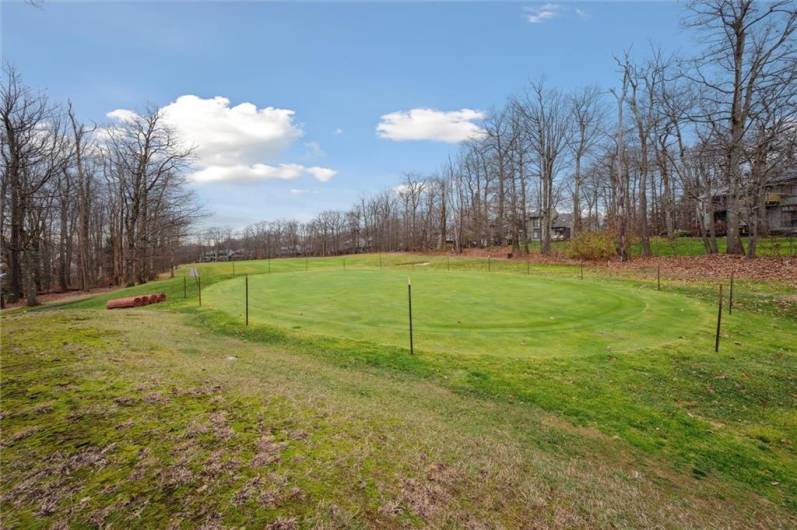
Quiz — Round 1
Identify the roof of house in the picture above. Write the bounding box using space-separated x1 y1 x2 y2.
553 213 572 228
768 168 797 185
528 211 573 228
710 167 797 197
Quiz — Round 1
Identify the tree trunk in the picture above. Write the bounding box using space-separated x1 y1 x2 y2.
23 247 39 306
638 138 651 256
573 154 582 237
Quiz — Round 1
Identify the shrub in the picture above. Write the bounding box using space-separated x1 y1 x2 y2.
568 230 617 260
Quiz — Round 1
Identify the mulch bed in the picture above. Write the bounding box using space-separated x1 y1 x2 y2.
608 255 797 284
424 247 797 284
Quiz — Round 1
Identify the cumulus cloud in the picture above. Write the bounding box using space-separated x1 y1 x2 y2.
377 108 486 143
524 3 561 23
306 166 337 182
163 95 300 166
107 95 336 184
523 4 589 24
106 109 139 123
190 163 336 184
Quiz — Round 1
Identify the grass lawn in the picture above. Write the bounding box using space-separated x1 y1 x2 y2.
202 269 708 357
2 254 795 528
527 236 797 257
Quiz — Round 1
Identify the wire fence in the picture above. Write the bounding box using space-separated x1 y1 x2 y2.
171 253 750 355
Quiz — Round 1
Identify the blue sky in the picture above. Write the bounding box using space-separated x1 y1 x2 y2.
2 1 689 229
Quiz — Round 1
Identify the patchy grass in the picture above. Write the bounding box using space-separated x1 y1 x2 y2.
629 236 797 258
528 236 797 257
3 310 794 528
3 256 796 527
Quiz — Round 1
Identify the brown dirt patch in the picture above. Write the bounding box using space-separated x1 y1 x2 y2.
398 462 462 521
265 517 297 530
251 434 288 467
424 248 796 283
208 411 235 441
609 255 797 284
1 285 122 311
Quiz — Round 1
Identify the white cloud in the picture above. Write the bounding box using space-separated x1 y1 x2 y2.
160 95 301 167
107 95 337 184
377 108 486 143
106 109 139 123
334 128 344 135
190 163 336 184
523 4 589 24
303 141 325 158
289 188 307 195
524 3 561 24
306 166 337 182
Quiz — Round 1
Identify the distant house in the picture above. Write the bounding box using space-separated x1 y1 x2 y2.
201 250 220 262
278 245 302 257
707 170 797 236
201 249 247 262
527 211 573 241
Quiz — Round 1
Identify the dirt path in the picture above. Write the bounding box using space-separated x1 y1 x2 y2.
1 286 122 311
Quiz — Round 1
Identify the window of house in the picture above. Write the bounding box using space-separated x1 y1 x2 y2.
783 206 797 227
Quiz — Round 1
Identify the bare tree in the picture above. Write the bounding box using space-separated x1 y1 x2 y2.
623 53 657 256
104 108 192 285
568 86 605 237
67 101 95 290
611 62 631 261
516 81 571 255
686 0 797 254
1 66 69 304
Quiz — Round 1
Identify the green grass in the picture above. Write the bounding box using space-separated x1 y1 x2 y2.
631 236 797 257
527 236 797 257
203 269 708 358
3 254 796 528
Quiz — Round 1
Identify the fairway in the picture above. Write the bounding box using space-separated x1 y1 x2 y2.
203 269 711 357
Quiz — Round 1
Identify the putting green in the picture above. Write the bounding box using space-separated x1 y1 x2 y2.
203 270 712 357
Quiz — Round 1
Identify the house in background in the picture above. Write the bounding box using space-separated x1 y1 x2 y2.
200 249 248 262
707 170 797 236
527 211 573 241
762 172 797 234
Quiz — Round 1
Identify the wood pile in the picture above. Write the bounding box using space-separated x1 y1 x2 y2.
106 292 167 310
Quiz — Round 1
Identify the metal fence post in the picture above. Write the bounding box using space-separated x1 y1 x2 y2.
408 278 414 355
715 284 723 352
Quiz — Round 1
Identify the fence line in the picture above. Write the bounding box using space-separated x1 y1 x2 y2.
173 253 741 357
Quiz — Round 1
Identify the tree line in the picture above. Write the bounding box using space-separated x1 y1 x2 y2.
193 1 796 263
4 1 796 304
1 67 201 306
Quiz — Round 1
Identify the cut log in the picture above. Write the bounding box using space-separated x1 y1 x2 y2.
106 297 139 310
107 292 168 310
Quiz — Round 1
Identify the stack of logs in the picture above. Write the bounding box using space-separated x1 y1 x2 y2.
106 292 167 310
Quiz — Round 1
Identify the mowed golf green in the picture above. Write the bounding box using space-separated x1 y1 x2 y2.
203 269 711 357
